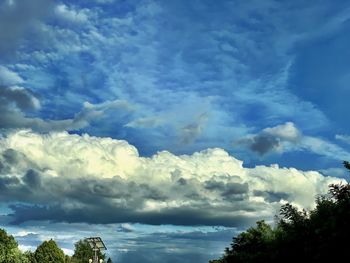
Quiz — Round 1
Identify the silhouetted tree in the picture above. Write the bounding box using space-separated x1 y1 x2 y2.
210 161 350 263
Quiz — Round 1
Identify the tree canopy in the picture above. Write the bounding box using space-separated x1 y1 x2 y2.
210 161 350 263
0 232 111 263
34 239 65 263
71 239 105 263
0 228 28 263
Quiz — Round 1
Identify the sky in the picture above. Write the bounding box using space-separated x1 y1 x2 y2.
0 0 350 262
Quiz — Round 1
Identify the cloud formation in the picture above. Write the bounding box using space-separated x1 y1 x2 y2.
0 66 24 86
238 122 350 161
0 82 133 132
238 122 301 155
335 134 350 145
0 0 54 57
0 130 342 226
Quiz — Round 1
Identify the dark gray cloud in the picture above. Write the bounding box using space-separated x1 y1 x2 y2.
246 134 281 156
23 169 42 189
3 167 260 226
253 190 290 203
0 86 39 111
205 180 248 194
8 203 260 227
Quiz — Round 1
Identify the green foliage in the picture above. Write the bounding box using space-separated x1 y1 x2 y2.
0 230 110 263
0 230 107 263
34 239 65 263
210 162 350 263
24 251 37 263
65 254 73 263
0 228 27 263
71 240 105 263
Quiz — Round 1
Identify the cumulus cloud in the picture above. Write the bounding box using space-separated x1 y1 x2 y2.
238 122 350 161
0 130 343 226
237 122 301 155
54 4 89 24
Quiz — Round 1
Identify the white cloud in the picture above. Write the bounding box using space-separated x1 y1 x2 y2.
0 130 344 226
125 116 164 129
0 66 24 86
264 122 300 142
18 244 36 252
301 136 350 161
238 122 350 160
54 4 89 24
335 134 350 145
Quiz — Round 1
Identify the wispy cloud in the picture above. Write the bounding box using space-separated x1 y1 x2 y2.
335 134 350 145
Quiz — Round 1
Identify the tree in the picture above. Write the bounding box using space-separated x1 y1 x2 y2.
210 161 350 263
24 250 37 263
0 228 26 263
71 240 105 263
221 220 275 263
65 254 73 263
34 239 65 263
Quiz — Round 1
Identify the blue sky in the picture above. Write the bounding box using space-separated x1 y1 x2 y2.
1 0 350 262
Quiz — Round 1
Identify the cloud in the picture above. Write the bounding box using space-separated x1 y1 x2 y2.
319 167 348 178
0 88 133 132
237 122 301 155
125 116 164 129
238 122 350 161
113 227 238 263
0 0 339 161
0 86 40 111
0 66 24 86
180 113 209 144
54 4 89 24
300 136 350 161
0 0 54 56
335 134 350 145
0 130 343 226
2 221 236 263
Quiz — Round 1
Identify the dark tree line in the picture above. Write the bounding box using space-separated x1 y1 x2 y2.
210 161 350 263
0 231 113 263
